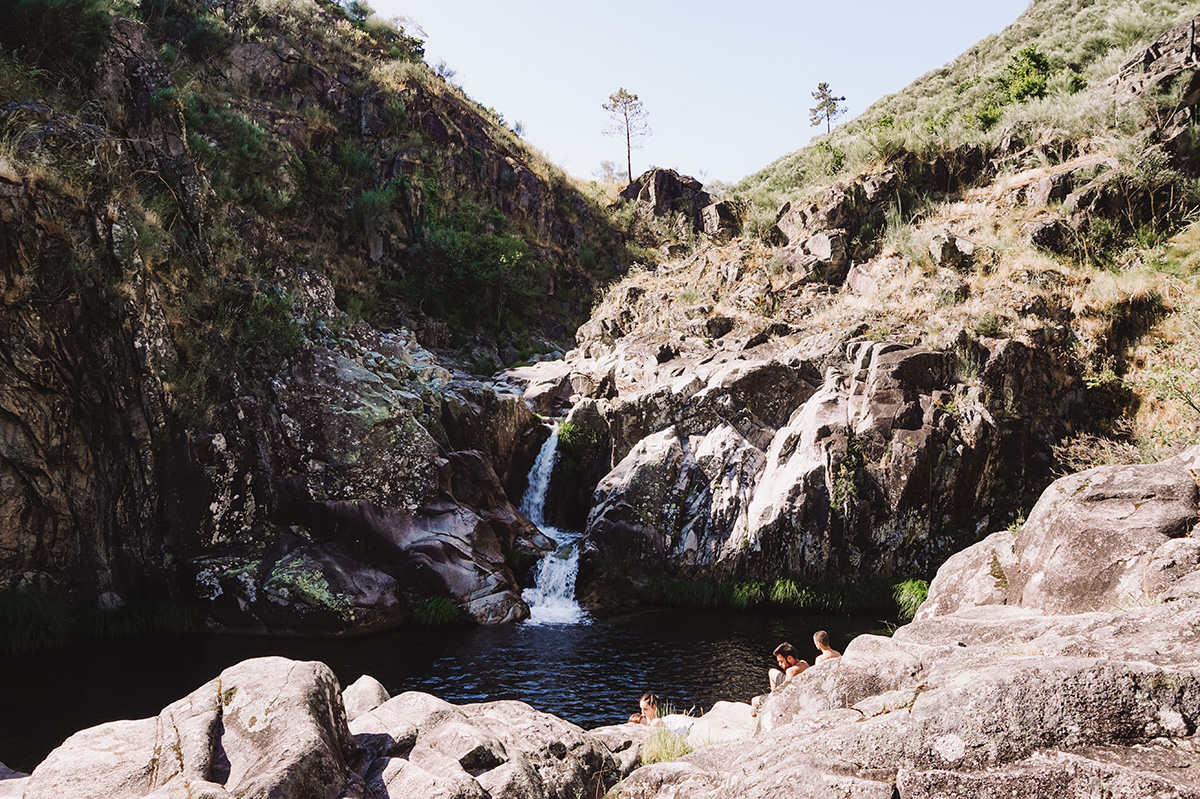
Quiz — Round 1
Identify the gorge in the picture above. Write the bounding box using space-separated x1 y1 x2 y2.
3 0 1200 795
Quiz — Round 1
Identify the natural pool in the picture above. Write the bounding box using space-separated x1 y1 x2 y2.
0 608 890 773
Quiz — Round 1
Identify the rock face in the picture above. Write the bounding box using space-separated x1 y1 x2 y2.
0 13 599 628
18 656 623 799
545 321 1066 596
616 450 1200 798
618 169 741 246
23 657 363 799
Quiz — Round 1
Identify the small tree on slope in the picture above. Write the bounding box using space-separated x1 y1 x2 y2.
603 88 650 183
810 82 847 135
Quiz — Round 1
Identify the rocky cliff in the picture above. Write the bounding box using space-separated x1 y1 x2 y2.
511 13 1200 604
0 0 626 631
608 445 1200 798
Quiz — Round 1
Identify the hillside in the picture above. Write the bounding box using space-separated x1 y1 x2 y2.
735 0 1200 232
516 1 1200 609
0 0 632 640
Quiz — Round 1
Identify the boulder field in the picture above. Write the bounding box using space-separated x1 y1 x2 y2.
4 447 1198 798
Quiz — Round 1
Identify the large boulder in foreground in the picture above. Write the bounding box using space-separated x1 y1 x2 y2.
617 450 1200 798
22 657 622 799
920 444 1200 619
23 657 361 799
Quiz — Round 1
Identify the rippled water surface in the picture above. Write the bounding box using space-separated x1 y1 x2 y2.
0 609 889 773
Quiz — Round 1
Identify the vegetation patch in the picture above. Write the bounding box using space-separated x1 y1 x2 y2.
413 596 461 627
893 578 930 621
640 575 908 617
0 588 199 655
640 729 693 765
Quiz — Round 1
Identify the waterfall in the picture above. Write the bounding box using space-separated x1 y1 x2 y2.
520 424 588 625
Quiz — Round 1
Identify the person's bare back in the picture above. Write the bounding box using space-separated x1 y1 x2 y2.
813 630 841 663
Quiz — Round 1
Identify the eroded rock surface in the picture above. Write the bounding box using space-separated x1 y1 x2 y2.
615 450 1200 798
521 320 1067 597
21 656 623 799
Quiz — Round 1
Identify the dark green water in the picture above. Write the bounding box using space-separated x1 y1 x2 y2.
0 608 890 774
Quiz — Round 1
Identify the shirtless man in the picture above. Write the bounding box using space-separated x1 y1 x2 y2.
751 642 809 713
629 691 660 725
769 642 809 687
813 630 842 663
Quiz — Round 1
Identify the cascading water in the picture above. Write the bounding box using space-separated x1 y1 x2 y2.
520 423 588 624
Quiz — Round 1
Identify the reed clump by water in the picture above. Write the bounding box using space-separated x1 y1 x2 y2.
0 588 200 656
640 575 928 619
412 596 462 627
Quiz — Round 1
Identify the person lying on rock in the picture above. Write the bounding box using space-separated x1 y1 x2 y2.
750 642 809 712
813 630 842 663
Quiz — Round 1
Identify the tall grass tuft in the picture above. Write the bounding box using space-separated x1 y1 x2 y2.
640 729 693 765
76 598 200 640
0 589 72 655
641 575 915 617
413 597 461 627
894 578 930 621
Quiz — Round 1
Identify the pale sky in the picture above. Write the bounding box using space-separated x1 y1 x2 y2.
372 2 1032 184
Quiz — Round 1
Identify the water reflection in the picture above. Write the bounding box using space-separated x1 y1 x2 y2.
0 609 889 773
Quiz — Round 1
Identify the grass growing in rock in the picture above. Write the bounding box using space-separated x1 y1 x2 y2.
640 729 693 765
893 578 930 621
413 597 461 627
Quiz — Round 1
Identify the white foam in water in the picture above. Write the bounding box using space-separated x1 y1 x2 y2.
520 424 588 625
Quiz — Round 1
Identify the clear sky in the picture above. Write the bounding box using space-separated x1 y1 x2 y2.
372 2 1032 184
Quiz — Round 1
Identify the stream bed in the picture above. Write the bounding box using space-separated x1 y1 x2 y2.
0 608 890 773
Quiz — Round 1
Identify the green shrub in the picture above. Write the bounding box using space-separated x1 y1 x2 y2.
974 312 1001 337
183 96 282 208
400 217 550 333
0 0 112 76
348 186 394 233
413 597 461 627
894 578 929 621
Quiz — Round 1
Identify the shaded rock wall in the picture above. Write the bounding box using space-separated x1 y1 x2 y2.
0 12 616 630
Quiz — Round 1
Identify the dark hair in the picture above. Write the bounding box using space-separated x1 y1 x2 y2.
773 642 799 659
639 691 659 706
814 630 830 647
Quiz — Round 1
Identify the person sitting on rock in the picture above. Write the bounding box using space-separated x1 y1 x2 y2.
629 691 660 725
813 630 842 663
751 642 809 712
770 642 809 686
